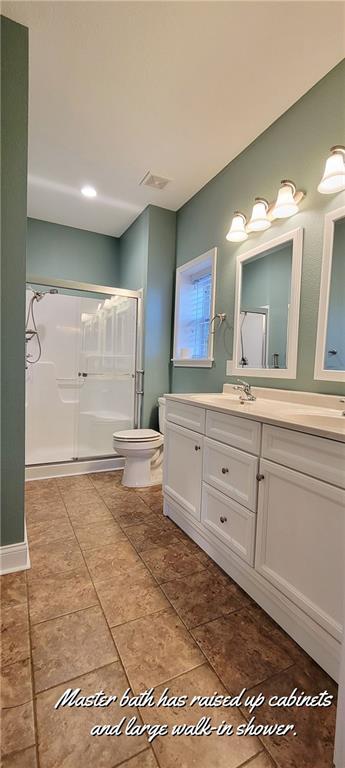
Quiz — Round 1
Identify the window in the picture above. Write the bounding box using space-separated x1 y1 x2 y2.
173 248 217 367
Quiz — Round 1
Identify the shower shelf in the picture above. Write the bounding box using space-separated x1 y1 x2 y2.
56 378 84 389
57 373 132 384
80 411 132 423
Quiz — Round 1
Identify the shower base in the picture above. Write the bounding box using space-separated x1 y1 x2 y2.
25 455 125 481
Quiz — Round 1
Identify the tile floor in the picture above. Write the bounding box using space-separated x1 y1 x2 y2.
0 471 337 768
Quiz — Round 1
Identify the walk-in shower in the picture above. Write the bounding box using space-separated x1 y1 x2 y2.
25 278 143 471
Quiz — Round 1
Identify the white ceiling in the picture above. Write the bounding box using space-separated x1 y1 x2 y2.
3 1 345 237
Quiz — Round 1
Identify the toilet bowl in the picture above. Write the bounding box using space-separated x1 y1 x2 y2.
113 397 166 488
113 428 164 487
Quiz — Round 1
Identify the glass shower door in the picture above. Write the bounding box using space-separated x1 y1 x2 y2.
75 293 138 459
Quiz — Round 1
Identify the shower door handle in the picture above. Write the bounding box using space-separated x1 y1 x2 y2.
136 369 144 395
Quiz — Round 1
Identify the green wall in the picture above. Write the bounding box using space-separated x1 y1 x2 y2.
143 206 176 427
119 205 176 428
172 60 345 396
27 218 121 287
1 16 28 546
119 208 149 292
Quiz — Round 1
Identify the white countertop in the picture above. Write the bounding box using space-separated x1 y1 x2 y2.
165 387 345 443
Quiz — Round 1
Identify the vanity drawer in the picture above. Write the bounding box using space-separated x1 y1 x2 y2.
166 400 205 434
202 482 255 565
203 437 258 511
262 425 345 488
206 409 261 454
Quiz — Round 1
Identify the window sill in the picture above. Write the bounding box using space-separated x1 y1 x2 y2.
172 358 214 368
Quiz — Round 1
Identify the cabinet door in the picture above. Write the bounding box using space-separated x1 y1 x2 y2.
164 422 203 520
255 459 345 641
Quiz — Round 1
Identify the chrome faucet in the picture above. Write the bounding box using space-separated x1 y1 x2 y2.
233 379 256 401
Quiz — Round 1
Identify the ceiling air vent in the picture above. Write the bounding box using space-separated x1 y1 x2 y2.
139 171 171 190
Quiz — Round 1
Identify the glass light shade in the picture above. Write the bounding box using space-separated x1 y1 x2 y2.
81 185 97 198
226 212 248 242
247 198 271 232
317 148 345 194
272 181 299 219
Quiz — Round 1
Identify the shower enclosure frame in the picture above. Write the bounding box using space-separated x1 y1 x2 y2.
25 275 144 479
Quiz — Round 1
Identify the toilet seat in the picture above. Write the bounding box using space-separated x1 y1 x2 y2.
113 428 161 442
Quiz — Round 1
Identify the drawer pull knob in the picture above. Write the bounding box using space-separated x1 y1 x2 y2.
220 516 227 524
256 473 265 482
194 445 201 451
221 467 229 474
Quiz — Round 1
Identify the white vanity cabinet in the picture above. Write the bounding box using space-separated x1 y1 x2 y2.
163 396 345 681
165 403 260 553
256 424 345 642
255 458 344 642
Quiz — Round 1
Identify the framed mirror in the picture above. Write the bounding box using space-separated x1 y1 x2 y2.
314 206 345 382
232 228 303 378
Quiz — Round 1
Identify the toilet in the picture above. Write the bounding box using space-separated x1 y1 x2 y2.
113 397 166 488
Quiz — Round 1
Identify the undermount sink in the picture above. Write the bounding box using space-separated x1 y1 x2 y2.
189 393 240 403
188 394 309 413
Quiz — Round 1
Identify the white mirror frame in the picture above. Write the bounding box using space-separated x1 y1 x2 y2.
314 205 345 383
231 228 303 379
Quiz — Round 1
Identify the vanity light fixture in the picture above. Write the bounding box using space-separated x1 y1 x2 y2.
247 198 271 232
271 180 304 219
81 185 97 198
226 178 306 245
226 212 248 242
317 146 345 194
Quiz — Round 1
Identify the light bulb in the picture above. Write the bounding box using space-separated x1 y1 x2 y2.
226 212 248 242
272 180 299 219
247 198 271 232
81 185 97 198
318 146 345 194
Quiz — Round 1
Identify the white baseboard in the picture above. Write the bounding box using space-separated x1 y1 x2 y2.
25 456 124 481
0 523 30 575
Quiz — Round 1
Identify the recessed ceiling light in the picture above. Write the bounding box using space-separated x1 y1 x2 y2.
81 185 97 198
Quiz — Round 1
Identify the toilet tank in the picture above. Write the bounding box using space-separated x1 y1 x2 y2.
158 396 166 434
